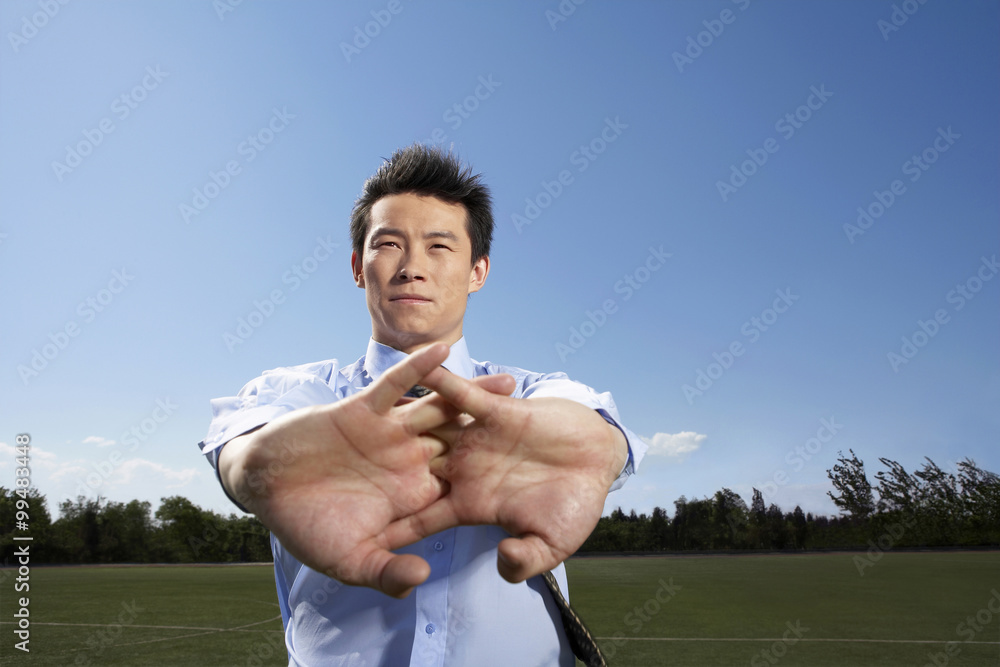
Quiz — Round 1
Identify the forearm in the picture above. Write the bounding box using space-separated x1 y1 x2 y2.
217 426 265 512
526 395 630 491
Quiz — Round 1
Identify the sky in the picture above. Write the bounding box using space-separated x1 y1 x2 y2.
1 0 997 524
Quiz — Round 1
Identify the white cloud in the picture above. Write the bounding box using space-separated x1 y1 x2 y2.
83 436 116 447
112 459 201 489
0 441 58 468
641 431 706 460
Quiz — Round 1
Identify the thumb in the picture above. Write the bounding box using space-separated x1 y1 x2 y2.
329 550 432 599
496 534 560 584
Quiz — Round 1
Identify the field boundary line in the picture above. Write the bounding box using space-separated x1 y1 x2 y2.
598 637 1000 645
104 615 285 650
0 617 283 634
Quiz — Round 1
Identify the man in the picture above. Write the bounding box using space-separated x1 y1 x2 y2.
198 145 647 666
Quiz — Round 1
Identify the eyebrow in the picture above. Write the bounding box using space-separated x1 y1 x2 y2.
369 227 460 242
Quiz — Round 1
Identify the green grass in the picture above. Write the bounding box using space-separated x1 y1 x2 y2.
568 551 1000 666
1 552 998 666
0 565 284 666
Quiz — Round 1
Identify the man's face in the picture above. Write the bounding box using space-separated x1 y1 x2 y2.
351 193 489 353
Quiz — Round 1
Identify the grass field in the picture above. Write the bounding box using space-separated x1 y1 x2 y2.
1 552 997 666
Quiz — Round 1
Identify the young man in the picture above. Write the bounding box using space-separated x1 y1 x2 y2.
198 145 646 666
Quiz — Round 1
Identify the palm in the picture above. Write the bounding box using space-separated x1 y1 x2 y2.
229 343 513 597
390 381 626 583
252 398 446 594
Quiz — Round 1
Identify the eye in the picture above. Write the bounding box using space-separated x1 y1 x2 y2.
379 241 399 248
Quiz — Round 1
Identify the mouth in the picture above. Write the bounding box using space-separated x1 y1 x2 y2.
390 295 432 304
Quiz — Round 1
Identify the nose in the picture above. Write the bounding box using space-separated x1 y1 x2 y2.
397 257 425 282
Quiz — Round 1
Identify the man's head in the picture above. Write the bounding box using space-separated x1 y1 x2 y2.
350 144 494 264
350 145 494 353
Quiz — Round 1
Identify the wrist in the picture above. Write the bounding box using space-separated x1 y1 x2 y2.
605 422 630 488
218 427 264 512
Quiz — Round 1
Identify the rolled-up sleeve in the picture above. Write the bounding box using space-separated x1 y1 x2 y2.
513 371 648 492
197 360 344 509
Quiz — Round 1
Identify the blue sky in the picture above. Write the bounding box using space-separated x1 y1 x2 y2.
1 0 997 522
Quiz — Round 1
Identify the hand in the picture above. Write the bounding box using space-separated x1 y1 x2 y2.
218 342 512 598
385 371 629 583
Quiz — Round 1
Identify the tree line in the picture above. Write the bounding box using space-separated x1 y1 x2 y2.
0 492 271 565
1 454 997 565
581 454 999 552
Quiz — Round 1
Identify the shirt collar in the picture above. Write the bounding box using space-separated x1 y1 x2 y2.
363 337 475 382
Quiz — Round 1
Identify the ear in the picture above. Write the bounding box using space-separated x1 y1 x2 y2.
468 255 490 295
351 250 365 288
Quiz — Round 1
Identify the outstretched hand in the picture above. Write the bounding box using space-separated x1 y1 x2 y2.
218 342 512 598
385 370 629 584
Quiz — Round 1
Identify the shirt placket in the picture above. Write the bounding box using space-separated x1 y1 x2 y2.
410 528 455 667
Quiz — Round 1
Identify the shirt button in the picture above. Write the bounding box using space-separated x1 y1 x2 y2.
425 623 435 635
433 541 444 551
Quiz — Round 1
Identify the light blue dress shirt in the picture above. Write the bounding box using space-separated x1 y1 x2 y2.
199 337 646 667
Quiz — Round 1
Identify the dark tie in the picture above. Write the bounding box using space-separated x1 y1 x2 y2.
407 384 606 665
542 570 607 666
406 384 433 398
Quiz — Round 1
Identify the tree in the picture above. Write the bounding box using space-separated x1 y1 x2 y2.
712 488 748 549
648 506 669 550
0 487 52 563
827 449 875 521
875 458 917 515
791 506 808 549
765 504 789 549
956 458 1000 538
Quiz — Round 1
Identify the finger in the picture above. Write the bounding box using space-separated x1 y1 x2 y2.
403 391 465 435
402 373 512 434
423 412 474 444
379 553 433 598
369 342 450 414
419 370 513 422
417 433 450 463
496 535 560 584
317 540 432 598
473 373 517 396
381 497 464 551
